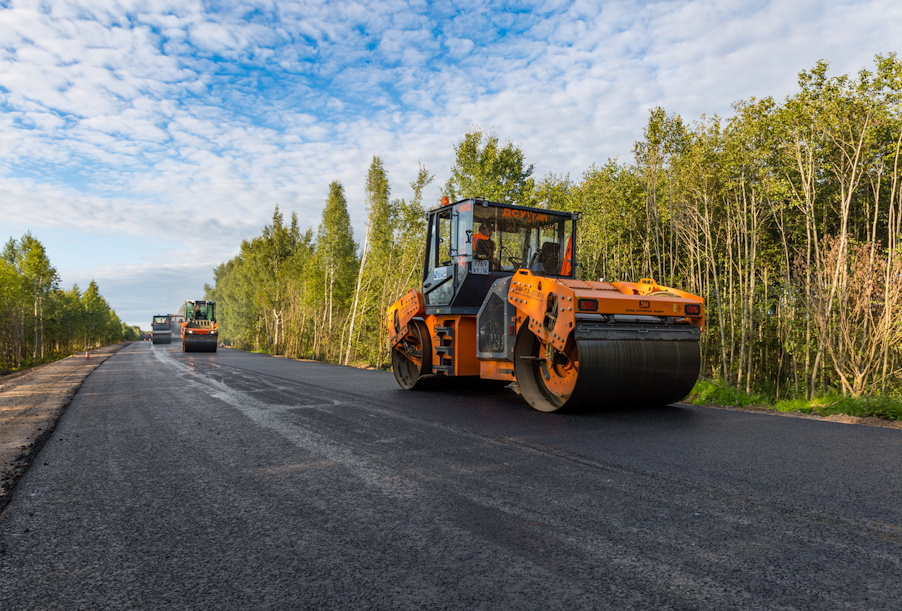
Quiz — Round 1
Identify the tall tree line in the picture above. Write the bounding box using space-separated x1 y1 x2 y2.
1 233 137 372
206 166 432 366
208 55 902 400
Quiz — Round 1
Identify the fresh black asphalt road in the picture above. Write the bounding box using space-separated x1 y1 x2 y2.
1 340 901 610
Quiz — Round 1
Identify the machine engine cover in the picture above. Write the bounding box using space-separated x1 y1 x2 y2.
476 277 515 361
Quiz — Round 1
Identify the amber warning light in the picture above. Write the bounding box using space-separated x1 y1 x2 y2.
685 303 701 316
578 299 598 311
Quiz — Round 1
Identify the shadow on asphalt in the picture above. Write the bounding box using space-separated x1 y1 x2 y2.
392 374 699 429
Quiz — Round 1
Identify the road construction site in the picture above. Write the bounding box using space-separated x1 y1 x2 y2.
0 327 901 609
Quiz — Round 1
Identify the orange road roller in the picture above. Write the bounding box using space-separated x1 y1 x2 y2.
181 300 218 352
386 198 704 412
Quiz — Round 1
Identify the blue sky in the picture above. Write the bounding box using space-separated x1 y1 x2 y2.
0 0 899 328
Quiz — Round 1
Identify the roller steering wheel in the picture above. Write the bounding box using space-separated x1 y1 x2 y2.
501 245 523 269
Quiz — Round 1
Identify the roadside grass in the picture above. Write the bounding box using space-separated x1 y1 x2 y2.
686 378 902 422
685 377 770 407
774 395 902 421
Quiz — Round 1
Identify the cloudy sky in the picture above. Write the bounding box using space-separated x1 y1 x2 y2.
0 0 898 328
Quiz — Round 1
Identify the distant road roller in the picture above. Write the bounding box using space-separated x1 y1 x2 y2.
181 300 218 352
151 315 172 344
386 198 704 412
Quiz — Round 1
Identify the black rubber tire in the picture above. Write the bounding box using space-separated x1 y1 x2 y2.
391 320 433 390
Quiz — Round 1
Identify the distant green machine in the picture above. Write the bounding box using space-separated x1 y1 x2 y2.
181 300 218 352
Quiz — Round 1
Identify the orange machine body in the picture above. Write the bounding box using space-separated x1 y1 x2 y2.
387 274 704 380
181 300 218 353
386 198 704 411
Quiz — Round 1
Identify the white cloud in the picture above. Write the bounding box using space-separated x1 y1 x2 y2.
1 0 898 324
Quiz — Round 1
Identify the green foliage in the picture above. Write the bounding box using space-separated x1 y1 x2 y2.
444 127 535 205
317 181 359 310
345 157 395 365
0 236 126 371
688 380 902 422
775 395 902 421
686 378 770 407
207 163 430 367
205 183 361 362
352 159 431 366
206 207 314 355
121 324 142 341
573 161 647 282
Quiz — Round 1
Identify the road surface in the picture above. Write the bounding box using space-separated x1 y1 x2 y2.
1 340 901 610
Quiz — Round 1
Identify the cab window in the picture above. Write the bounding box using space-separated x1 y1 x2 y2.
424 211 454 305
473 204 572 275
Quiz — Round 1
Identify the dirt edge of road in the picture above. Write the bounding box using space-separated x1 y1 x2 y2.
0 343 131 517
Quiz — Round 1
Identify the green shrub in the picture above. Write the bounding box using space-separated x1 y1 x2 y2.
773 395 843 414
687 385 902 421
820 396 902 421
686 378 769 407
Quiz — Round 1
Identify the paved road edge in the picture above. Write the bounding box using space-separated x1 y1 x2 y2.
0 342 132 518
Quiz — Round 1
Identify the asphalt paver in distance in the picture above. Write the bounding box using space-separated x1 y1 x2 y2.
1 341 901 610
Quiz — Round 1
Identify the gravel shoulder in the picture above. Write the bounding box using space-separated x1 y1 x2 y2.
0 342 130 514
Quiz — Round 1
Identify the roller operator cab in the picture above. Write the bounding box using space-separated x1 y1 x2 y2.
151 315 172 344
181 300 218 353
386 198 705 412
